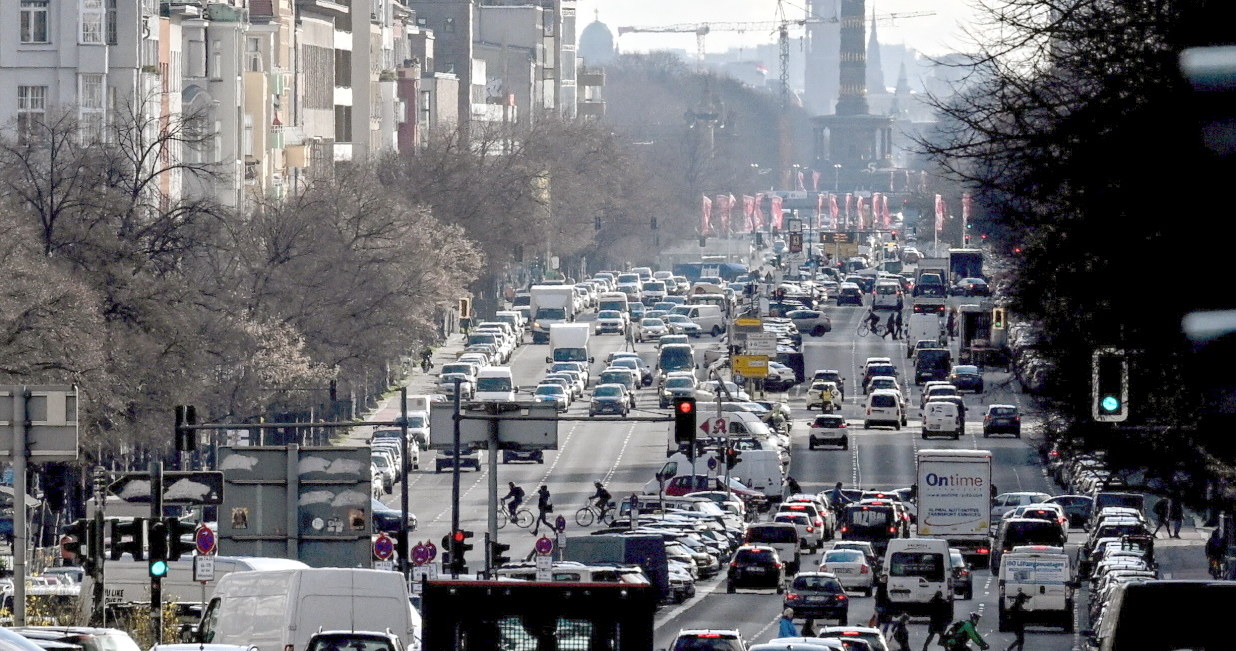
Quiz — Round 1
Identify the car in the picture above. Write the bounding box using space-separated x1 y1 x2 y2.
814 627 890 651
861 364 898 394
982 404 1021 437
438 373 475 399
1045 494 1094 528
589 383 630 416
665 314 703 337
533 383 569 411
610 356 654 386
901 247 921 263
594 310 627 335
659 333 690 348
783 572 850 624
808 414 849 450
991 492 1054 520
774 511 823 552
949 547 973 599
538 376 575 402
806 380 841 412
545 372 583 399
819 548 874 596
947 365 984 393
863 390 903 430
598 367 640 404
636 317 669 341
812 370 847 400
952 277 991 296
371 498 417 535
660 374 699 408
5 628 140 651
765 362 799 391
835 283 864 306
787 310 833 337
669 629 748 651
726 544 786 593
830 541 879 571
919 383 959 409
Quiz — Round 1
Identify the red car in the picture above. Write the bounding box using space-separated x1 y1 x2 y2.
667 474 762 501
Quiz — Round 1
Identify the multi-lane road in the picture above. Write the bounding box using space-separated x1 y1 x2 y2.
367 287 1193 651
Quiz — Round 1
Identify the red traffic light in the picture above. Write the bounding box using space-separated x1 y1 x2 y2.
452 530 466 542
677 401 694 414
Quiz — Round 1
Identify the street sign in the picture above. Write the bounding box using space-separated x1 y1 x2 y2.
707 457 717 471
194 524 217 555
428 403 560 450
373 533 394 560
733 355 769 378
744 333 777 356
535 536 554 555
535 554 553 581
0 385 79 461
412 542 429 566
425 541 438 562
554 515 567 534
699 417 729 437
193 554 215 582
110 471 224 505
819 231 858 244
374 560 394 572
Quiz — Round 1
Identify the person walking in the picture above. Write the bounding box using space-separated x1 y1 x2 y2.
778 608 798 637
922 591 951 651
874 581 894 633
946 310 957 339
1169 496 1185 538
801 618 816 637
1005 591 1031 651
1207 527 1226 578
883 312 896 339
786 476 803 497
1152 497 1169 537
893 311 904 339
890 613 912 651
531 485 554 536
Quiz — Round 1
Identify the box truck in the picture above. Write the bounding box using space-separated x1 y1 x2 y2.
545 323 593 365
563 534 669 601
529 285 578 344
916 449 994 567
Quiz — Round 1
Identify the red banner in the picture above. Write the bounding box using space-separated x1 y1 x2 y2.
871 193 882 228
934 194 946 232
770 195 784 230
856 196 867 230
830 194 839 226
701 195 713 236
796 171 806 192
844 193 853 229
881 194 891 227
812 170 821 192
754 193 766 230
742 195 756 232
817 192 825 228
713 194 729 236
962 192 973 223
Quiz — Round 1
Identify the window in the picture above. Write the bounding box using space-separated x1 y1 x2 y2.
79 74 106 141
18 86 48 141
21 1 50 43
81 0 105 44
106 0 117 44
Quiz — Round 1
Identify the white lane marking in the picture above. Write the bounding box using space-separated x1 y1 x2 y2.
653 574 725 628
602 422 637 484
539 421 580 485
426 463 490 525
749 614 781 644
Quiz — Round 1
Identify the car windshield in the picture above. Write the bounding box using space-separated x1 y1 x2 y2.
405 416 426 428
307 636 397 651
598 310 621 318
601 372 633 386
734 548 776 563
953 366 979 375
644 282 666 291
813 416 845 427
667 315 691 323
666 378 694 389
660 347 695 372
1005 521 1062 546
476 377 512 392
871 394 897 408
824 550 864 563
642 318 663 327
672 637 744 651
612 358 639 369
989 407 1018 416
889 552 946 581
792 575 844 591
594 385 623 397
535 385 563 396
441 364 473 375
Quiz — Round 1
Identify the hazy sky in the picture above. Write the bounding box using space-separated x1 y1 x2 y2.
576 0 984 58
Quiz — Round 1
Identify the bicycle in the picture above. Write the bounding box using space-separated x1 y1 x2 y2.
856 318 887 338
575 501 616 527
497 502 534 529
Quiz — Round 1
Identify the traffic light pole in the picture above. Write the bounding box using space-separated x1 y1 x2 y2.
486 402 499 578
399 387 410 581
450 380 462 577
12 390 28 625
149 461 163 644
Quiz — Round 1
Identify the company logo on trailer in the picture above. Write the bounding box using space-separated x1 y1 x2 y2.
924 472 985 487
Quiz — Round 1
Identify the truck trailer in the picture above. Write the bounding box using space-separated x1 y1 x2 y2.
916 448 994 567
529 285 578 344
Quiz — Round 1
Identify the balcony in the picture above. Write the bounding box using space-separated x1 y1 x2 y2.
578 70 605 88
577 99 606 118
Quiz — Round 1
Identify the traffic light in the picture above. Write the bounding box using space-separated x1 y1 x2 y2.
440 533 452 568
175 405 197 452
491 539 511 566
724 448 741 470
61 519 90 567
992 308 1006 330
449 530 473 574
699 236 707 248
673 398 697 447
964 235 971 245
594 215 602 231
1092 348 1128 422
110 517 146 561
166 517 197 561
148 520 169 578
755 232 764 247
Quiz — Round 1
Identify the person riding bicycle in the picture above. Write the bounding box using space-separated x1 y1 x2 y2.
1206 527 1226 577
590 482 613 518
503 481 525 516
828 482 851 511
941 612 990 651
866 309 881 333
420 347 433 370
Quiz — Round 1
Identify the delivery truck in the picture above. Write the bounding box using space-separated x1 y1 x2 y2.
529 285 578 344
948 248 984 282
916 449 994 567
546 323 593 365
563 534 669 601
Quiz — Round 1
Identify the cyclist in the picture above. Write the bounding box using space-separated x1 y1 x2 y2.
1206 527 1225 578
828 481 851 511
420 348 433 371
865 309 881 334
503 482 525 517
941 612 989 651
590 481 613 520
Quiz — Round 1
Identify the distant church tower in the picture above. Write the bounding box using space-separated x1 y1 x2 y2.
865 8 886 94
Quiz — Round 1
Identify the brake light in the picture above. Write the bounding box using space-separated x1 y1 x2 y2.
977 547 990 555
838 422 847 428
836 594 848 601
889 527 897 533
960 569 969 577
806 526 815 533
775 562 784 569
696 634 722 639
860 564 870 574
786 592 799 600
841 526 849 533
730 561 738 567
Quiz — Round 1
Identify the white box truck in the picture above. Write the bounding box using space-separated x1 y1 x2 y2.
997 545 1075 633
529 285 578 344
194 567 421 651
916 449 994 567
545 323 593 365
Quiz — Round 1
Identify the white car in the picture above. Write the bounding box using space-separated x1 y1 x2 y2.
545 372 584 399
636 317 669 342
774 512 823 553
594 310 627 335
819 548 874 596
664 314 703 337
438 373 475 399
533 384 570 411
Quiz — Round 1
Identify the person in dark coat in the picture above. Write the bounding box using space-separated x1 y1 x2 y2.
1005 591 1031 651
1168 497 1185 538
922 591 952 651
531 485 553 535
890 613 912 651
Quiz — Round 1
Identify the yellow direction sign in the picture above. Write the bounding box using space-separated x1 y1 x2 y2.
733 355 769 378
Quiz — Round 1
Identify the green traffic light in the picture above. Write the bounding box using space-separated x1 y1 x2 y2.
149 560 168 578
1100 395 1120 412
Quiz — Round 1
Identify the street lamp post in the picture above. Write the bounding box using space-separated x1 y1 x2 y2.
833 164 842 193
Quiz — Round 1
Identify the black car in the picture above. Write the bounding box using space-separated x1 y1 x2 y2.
502 448 544 463
954 277 991 296
726 544 785 593
372 499 417 534
1045 495 1094 528
982 404 1021 437
589 384 631 417
783 572 849 623
948 365 984 393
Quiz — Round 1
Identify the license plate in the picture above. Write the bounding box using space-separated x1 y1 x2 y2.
745 567 766 573
832 567 853 574
807 596 829 602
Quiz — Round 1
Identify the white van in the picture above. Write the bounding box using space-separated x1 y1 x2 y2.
872 280 904 310
730 449 785 502
671 305 727 336
474 366 516 402
197 568 420 651
884 538 954 615
923 401 963 439
997 545 1074 632
864 390 903 430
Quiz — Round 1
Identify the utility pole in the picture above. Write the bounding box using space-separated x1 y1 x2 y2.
149 461 163 643
399 387 411 581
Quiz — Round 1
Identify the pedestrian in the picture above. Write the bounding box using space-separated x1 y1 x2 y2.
786 476 803 497
946 310 956 338
531 485 554 535
778 608 798 637
1207 527 1226 578
890 613 912 651
801 618 816 636
922 591 951 651
1005 590 1031 651
1169 496 1185 538
884 312 896 339
1152 498 1169 537
893 311 903 339
875 581 894 633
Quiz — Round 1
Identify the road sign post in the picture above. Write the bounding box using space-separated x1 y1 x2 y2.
194 524 217 555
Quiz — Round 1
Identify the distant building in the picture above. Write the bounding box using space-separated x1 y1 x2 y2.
578 12 615 65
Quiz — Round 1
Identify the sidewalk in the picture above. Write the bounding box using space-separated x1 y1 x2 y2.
344 334 469 444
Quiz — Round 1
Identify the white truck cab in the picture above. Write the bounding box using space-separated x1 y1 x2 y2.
997 545 1075 633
